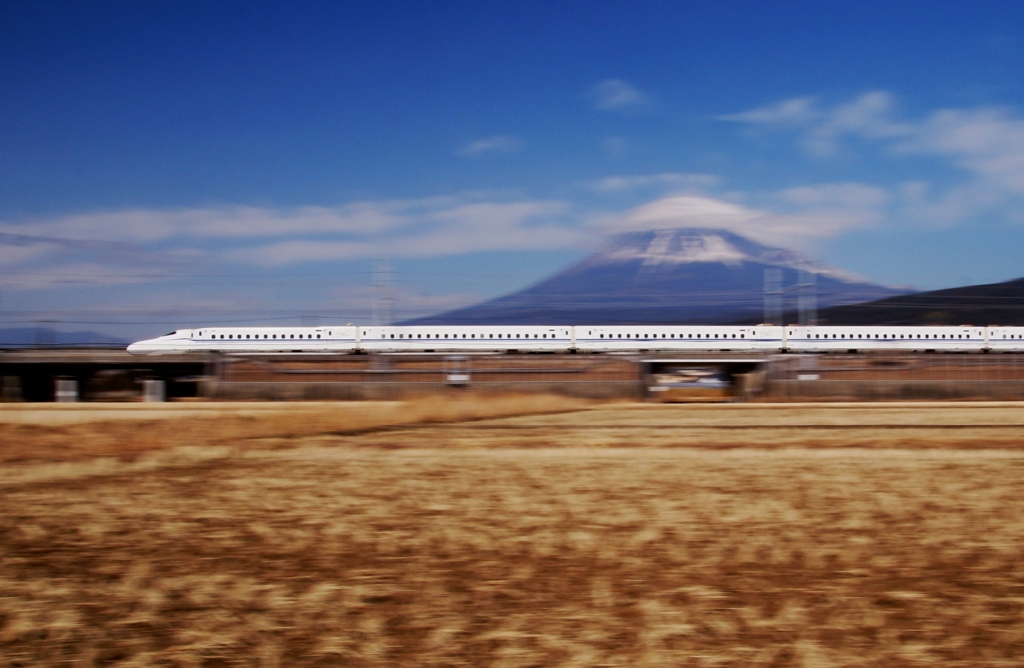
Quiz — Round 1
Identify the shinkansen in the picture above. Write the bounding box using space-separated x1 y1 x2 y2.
127 324 1024 354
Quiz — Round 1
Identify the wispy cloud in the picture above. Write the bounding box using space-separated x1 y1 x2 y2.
590 79 651 112
722 91 1024 228
0 197 585 275
0 204 407 243
899 107 1024 195
458 135 525 156
585 172 720 193
718 96 819 126
721 91 911 156
231 200 582 265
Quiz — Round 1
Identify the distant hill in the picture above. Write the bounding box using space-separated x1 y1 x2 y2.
796 277 1024 326
0 327 127 347
408 229 907 325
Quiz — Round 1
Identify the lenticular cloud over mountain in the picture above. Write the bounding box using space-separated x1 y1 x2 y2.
409 228 907 325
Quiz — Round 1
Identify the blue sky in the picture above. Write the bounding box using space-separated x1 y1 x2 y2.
3 1 1024 337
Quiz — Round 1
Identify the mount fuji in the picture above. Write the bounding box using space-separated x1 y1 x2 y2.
408 229 909 325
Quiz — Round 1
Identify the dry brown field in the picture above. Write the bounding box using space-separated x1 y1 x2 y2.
3 398 1024 666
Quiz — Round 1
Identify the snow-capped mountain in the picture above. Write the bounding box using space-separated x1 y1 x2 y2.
408 228 909 325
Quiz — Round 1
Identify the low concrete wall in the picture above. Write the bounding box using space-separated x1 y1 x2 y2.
766 379 1024 401
205 380 644 401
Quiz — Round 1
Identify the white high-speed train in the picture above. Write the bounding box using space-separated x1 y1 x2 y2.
127 324 1024 355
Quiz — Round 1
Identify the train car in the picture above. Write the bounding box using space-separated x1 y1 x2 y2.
357 326 574 353
784 326 986 353
574 325 781 352
985 327 1024 353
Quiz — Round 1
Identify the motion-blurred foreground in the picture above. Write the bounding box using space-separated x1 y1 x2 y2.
3 399 1024 666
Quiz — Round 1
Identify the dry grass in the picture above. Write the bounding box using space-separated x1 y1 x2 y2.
0 394 590 464
339 403 1024 452
3 401 1024 665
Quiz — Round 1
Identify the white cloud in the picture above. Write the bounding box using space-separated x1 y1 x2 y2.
598 186 884 249
718 96 819 126
590 79 651 112
223 240 376 266
0 203 406 244
0 195 588 281
721 91 1024 229
229 216 585 266
458 135 525 156
900 107 1024 195
586 172 720 193
803 91 911 156
721 91 910 156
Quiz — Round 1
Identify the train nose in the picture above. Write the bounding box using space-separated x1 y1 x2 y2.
126 339 157 355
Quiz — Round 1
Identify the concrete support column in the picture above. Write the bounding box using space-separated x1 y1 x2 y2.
142 379 166 402
55 378 78 403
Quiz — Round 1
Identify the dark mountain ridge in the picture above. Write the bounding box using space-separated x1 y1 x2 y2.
791 277 1024 326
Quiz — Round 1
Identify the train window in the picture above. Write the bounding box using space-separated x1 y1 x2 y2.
471 334 475 338
317 335 321 339
688 334 692 338
600 334 604 338
626 334 630 338
741 334 745 338
840 334 844 339
958 335 962 339
497 334 501 338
